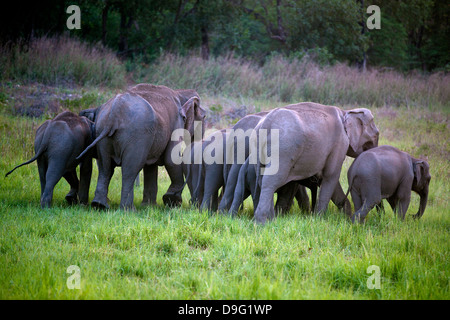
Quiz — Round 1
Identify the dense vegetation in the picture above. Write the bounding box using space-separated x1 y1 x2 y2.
2 0 449 72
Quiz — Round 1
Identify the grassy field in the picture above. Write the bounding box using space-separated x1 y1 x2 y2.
0 85 448 299
0 37 448 299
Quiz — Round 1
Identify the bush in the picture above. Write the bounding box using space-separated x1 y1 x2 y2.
135 52 450 109
0 36 126 88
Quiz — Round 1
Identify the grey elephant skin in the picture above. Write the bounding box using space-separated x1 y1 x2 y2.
347 145 431 223
218 111 269 212
183 129 228 211
5 111 95 208
252 102 379 224
77 83 205 210
228 157 316 216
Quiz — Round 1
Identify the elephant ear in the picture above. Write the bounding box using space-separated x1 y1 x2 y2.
343 110 364 154
413 160 428 187
79 108 97 122
180 96 203 125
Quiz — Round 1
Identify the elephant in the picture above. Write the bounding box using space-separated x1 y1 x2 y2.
228 157 318 216
182 140 204 206
252 102 379 224
76 83 205 210
346 145 431 223
182 129 228 211
5 111 95 208
217 111 269 212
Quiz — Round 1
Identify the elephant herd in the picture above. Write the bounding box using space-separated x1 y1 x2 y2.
6 83 431 223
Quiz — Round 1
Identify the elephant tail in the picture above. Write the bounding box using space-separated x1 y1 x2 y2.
76 129 107 160
76 114 118 161
5 151 44 177
5 129 49 177
344 176 354 202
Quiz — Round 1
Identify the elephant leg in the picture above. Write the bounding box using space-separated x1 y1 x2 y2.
275 182 297 215
351 188 363 212
315 175 340 215
211 192 219 212
386 195 398 214
395 189 411 221
162 164 184 207
63 170 79 205
37 158 47 198
200 164 224 212
142 164 158 206
295 185 310 213
254 165 290 224
92 141 115 209
330 183 352 217
120 151 146 210
78 158 92 205
228 161 250 216
310 185 318 212
218 163 242 212
351 187 381 223
40 161 66 208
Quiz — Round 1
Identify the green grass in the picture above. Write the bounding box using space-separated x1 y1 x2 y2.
0 92 448 300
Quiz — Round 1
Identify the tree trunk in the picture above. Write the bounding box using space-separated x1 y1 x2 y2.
201 25 209 60
118 8 133 58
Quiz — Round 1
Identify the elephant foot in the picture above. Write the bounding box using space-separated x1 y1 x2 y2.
65 193 79 205
163 194 182 207
91 199 109 210
254 212 269 225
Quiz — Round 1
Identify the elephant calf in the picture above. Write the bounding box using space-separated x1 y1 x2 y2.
347 145 431 223
229 157 316 216
183 129 228 212
5 111 95 208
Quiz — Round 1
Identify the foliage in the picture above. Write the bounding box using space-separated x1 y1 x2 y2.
1 0 448 71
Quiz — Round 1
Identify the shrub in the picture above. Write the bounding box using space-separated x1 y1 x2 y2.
136 52 450 109
0 35 126 88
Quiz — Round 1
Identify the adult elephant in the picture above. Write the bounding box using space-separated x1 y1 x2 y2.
77 84 205 210
252 102 379 224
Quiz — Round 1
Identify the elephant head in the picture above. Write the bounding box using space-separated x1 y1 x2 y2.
79 107 98 122
179 95 206 142
343 108 379 157
411 159 431 219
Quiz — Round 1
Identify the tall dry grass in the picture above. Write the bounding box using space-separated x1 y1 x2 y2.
137 53 450 109
0 35 126 88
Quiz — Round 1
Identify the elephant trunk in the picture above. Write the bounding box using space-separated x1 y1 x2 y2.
414 187 428 219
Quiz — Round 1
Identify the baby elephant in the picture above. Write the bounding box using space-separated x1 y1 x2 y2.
347 145 431 223
5 111 95 208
